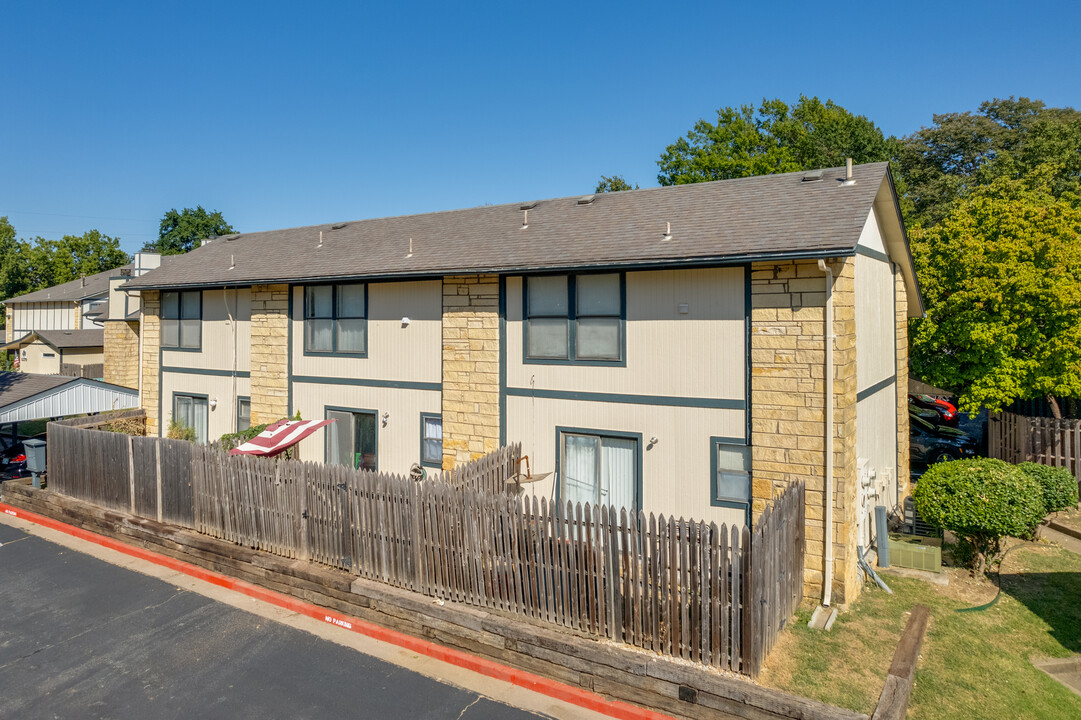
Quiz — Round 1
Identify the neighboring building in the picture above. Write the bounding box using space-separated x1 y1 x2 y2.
2 253 164 389
121 162 922 604
0 371 138 424
3 329 104 376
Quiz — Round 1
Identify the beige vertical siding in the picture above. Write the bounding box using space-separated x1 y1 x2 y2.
855 207 900 515
11 302 75 334
161 372 252 441
160 289 251 372
507 395 746 527
290 280 441 383
290 382 441 472
506 267 748 527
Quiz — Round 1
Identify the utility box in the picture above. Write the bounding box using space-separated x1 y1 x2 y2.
888 533 942 573
24 438 46 474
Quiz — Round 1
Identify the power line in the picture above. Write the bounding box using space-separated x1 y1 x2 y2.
4 210 150 222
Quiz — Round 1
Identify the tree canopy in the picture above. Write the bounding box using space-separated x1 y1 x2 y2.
144 206 234 255
22 230 130 291
595 175 639 193
909 177 1081 415
897 97 1081 227
656 96 896 185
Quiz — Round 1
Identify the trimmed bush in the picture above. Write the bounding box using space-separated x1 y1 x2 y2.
1016 462 1080 516
913 458 1045 572
167 420 196 442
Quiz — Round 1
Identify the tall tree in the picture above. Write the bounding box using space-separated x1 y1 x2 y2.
144 206 234 255
0 217 31 306
909 177 1081 417
897 97 1081 226
23 230 131 290
595 175 639 193
657 96 895 186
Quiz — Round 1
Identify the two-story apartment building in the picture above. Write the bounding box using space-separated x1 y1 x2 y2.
121 162 921 604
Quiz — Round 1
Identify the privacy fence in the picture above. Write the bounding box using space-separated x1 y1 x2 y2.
45 421 803 677
988 411 1081 489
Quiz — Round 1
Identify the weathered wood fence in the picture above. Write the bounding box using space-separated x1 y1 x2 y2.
44 423 803 677
988 412 1081 490
60 362 104 379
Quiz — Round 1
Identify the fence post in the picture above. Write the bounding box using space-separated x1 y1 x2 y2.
155 441 163 523
296 464 310 562
127 435 136 515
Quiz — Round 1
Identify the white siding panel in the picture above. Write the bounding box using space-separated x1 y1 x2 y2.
855 213 899 510
507 395 747 528
161 289 251 372
290 381 441 473
507 268 746 401
160 371 252 441
12 302 74 334
291 281 442 383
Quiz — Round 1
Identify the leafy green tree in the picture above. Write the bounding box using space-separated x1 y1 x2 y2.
0 217 31 308
656 96 895 185
897 97 1081 226
595 175 639 193
909 177 1081 417
23 230 131 291
144 206 234 255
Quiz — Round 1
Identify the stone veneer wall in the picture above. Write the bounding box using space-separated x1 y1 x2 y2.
249 284 290 425
140 291 161 436
895 267 911 503
4 306 12 343
441 275 500 469
103 320 140 389
73 302 81 330
749 258 860 604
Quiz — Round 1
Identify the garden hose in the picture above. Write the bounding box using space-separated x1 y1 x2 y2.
954 542 1030 613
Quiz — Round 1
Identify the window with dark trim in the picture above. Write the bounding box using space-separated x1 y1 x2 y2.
304 284 367 354
326 408 378 470
525 273 623 363
173 393 208 444
711 438 752 524
162 291 201 349
558 429 638 511
420 413 442 467
237 397 251 432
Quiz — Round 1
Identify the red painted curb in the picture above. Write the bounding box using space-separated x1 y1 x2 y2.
0 502 674 720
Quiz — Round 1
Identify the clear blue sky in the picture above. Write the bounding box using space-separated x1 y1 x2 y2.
2 1 1079 255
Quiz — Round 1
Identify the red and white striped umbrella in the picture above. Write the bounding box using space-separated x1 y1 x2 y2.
228 418 335 457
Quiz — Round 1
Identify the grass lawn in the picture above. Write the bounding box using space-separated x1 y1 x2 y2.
758 540 1081 719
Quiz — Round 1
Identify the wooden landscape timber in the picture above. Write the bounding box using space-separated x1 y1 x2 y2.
43 422 804 677
1 479 862 720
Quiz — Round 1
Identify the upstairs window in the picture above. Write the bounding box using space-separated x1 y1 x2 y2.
162 291 201 349
526 273 623 363
305 284 366 354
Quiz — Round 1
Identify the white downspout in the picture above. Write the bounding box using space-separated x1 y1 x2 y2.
818 259 835 607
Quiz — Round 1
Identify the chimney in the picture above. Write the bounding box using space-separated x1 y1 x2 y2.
80 274 86 288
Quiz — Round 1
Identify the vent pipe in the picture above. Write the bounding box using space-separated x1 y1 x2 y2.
842 158 856 186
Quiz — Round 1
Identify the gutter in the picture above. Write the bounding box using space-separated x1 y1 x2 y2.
118 247 862 293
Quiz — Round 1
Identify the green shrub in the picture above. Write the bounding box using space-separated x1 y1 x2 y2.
913 458 1045 573
1016 462 1079 516
167 420 196 442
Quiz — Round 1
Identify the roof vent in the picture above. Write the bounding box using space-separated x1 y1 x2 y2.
331 223 348 230
577 195 595 206
224 234 240 241
519 202 538 211
841 157 856 186
802 170 823 182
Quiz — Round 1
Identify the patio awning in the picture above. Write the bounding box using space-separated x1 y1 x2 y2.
228 418 335 457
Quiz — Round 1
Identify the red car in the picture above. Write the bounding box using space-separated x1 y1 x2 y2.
908 394 958 426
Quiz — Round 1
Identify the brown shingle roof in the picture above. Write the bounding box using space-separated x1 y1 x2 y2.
123 163 895 290
35 329 104 349
0 372 77 408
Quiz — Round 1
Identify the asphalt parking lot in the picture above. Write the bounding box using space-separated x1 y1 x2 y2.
0 519 567 720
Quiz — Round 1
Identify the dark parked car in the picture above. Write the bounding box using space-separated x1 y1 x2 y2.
910 412 977 476
908 393 959 426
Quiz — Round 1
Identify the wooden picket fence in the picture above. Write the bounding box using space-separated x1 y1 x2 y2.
988 411 1081 490
43 423 803 677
